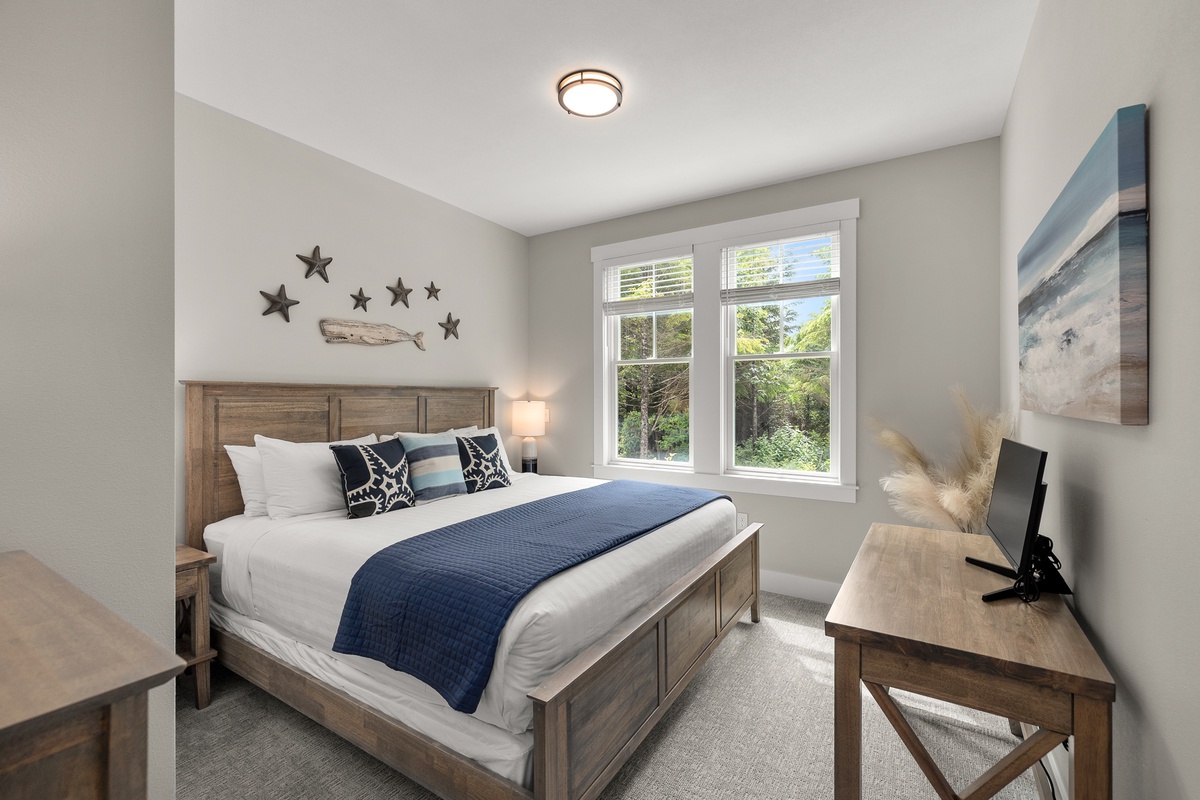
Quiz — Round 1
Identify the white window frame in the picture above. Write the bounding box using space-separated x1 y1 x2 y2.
592 200 859 502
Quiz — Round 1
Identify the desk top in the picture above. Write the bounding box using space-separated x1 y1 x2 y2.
825 523 1115 702
0 550 186 731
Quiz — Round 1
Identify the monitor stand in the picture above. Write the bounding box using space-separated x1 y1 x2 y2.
966 535 1072 603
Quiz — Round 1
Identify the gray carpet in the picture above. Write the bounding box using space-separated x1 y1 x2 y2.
177 593 1038 799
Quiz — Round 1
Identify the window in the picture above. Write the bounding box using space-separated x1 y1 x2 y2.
604 256 694 464
593 201 858 502
724 231 839 476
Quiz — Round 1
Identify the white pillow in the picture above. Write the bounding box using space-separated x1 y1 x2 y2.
474 426 515 475
224 444 268 516
387 425 478 440
255 433 379 519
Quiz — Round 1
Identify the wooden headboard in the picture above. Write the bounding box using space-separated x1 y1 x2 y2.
182 381 496 550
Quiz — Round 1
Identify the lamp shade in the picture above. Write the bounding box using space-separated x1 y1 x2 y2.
512 401 546 438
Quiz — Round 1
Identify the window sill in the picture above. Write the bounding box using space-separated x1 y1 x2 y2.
592 464 858 503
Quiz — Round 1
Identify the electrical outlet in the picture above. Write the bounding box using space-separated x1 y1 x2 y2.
736 512 749 530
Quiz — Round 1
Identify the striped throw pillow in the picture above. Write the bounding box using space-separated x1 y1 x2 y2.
395 432 467 503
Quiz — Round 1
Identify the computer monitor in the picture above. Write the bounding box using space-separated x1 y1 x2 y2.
986 438 1047 575
966 438 1070 603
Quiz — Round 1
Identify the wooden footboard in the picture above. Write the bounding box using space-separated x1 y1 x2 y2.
529 523 761 800
212 627 532 800
210 523 760 800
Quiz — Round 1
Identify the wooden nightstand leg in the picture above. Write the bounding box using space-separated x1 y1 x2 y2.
190 567 212 710
194 661 211 710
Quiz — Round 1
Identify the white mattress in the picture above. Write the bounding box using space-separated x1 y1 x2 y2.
206 474 735 780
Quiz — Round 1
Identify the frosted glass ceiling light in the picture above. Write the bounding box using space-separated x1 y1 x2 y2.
558 70 622 117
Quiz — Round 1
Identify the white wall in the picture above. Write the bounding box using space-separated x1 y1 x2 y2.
528 139 1002 585
0 3 177 796
1001 1 1200 796
175 96 531 533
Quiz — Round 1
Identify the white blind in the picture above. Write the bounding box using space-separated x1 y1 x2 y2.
721 229 840 305
602 256 693 315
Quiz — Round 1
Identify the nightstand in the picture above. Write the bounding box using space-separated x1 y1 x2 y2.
175 544 217 709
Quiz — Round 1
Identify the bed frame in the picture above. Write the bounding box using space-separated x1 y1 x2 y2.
183 380 761 800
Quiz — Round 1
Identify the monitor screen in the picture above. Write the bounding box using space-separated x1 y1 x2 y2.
985 439 1048 572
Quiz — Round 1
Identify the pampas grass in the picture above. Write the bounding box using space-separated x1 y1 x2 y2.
875 388 1013 533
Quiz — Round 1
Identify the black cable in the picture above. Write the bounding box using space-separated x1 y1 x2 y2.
1042 535 1063 571
1040 758 1057 800
1013 720 1060 799
1014 572 1040 603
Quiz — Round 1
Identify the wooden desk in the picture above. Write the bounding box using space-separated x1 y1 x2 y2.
825 524 1115 800
175 544 217 709
0 550 185 799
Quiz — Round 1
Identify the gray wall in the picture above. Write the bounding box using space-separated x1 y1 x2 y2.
1000 0 1200 796
175 96 532 534
528 139 1002 587
0 2 177 796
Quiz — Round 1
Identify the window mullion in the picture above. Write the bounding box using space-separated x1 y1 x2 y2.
691 242 722 476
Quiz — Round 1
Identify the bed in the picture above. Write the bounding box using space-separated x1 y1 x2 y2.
183 380 761 800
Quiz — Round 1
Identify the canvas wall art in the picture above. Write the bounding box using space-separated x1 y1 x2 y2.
1017 104 1148 425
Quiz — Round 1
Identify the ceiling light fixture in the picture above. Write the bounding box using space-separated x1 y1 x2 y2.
557 70 622 117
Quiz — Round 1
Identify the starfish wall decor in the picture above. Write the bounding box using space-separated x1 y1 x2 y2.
265 248 458 346
387 278 413 307
260 284 299 322
439 312 460 340
296 245 333 282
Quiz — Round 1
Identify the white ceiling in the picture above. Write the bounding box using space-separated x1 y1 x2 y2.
176 1 1039 237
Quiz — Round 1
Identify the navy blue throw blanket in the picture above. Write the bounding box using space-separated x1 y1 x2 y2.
332 480 726 713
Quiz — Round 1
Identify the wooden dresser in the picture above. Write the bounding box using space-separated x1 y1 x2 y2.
0 550 185 799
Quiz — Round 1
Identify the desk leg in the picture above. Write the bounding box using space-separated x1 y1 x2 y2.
834 639 862 799
1071 695 1112 800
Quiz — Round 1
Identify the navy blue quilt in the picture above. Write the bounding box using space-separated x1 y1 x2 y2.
332 480 726 713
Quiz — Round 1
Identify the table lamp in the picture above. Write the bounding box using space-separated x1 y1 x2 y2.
511 400 546 473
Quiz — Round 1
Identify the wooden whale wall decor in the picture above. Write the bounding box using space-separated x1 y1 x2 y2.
319 319 425 351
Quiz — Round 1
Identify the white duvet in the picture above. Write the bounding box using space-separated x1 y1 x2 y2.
206 474 736 736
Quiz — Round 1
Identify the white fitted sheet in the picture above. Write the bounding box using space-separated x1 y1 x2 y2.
205 474 736 738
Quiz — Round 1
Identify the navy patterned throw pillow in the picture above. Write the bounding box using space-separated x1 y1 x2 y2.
329 438 416 518
456 434 513 494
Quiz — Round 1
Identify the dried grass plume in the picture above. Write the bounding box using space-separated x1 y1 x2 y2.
874 388 1013 533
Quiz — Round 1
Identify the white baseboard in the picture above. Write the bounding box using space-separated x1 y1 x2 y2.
760 569 842 604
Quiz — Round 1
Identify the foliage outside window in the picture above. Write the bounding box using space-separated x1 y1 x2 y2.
606 257 693 463
593 200 858 502
726 233 839 475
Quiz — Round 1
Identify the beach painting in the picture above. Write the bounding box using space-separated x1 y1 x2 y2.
1018 104 1148 425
